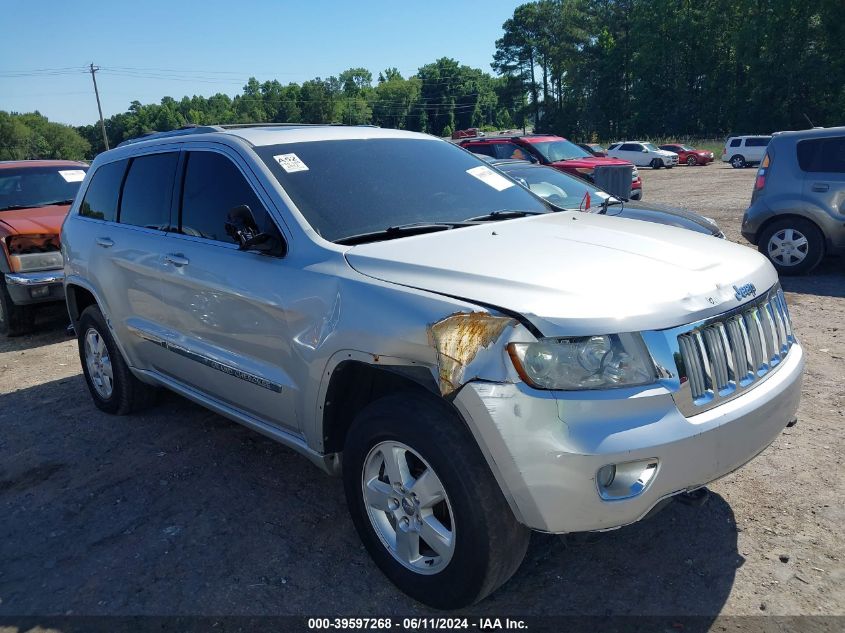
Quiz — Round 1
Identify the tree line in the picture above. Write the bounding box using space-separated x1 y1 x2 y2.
2 0 842 161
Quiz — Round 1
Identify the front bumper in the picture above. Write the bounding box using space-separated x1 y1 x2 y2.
453 342 803 533
4 270 65 305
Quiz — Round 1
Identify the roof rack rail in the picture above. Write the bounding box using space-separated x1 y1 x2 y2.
116 125 223 147
218 122 378 129
116 122 380 147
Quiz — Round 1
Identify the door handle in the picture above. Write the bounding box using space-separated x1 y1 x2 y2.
95 237 114 248
812 183 829 192
164 253 190 267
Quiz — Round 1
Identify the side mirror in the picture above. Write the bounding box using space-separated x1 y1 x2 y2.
642 148 649 153
225 204 287 257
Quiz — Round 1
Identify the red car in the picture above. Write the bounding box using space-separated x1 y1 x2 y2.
460 134 643 200
451 127 483 140
658 144 714 166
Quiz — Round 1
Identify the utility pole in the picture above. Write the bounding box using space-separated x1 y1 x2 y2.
89 63 109 151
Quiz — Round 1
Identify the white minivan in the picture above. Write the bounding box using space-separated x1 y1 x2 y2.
607 141 679 169
722 135 772 168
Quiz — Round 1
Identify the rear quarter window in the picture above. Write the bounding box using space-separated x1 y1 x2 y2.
79 159 127 222
745 137 772 147
729 139 742 147
797 137 845 173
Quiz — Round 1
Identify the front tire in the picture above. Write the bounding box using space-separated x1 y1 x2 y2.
758 217 825 275
0 279 35 337
343 393 530 609
650 158 662 169
77 305 157 414
730 155 746 169
686 155 697 166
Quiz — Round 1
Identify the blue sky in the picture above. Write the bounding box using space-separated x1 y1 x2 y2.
1 0 525 126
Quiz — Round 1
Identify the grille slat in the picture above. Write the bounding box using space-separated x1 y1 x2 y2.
676 286 794 410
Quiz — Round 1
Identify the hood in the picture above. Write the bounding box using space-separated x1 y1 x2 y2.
657 149 678 157
345 212 776 336
0 204 69 235
549 156 632 170
615 202 721 235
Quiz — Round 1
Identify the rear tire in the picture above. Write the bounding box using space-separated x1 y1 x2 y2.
758 217 825 275
730 155 746 169
0 279 35 337
77 305 158 414
343 393 530 608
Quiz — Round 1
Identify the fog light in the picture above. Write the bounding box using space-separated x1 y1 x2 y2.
597 464 616 488
29 286 49 299
597 458 659 501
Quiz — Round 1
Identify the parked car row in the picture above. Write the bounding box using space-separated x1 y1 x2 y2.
53 123 804 609
457 134 644 200
580 141 715 167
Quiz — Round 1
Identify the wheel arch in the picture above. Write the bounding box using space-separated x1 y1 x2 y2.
319 355 446 455
756 212 827 252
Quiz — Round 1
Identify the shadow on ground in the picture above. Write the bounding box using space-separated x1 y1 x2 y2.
0 377 740 619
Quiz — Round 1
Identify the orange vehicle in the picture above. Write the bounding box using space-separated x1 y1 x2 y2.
0 160 88 335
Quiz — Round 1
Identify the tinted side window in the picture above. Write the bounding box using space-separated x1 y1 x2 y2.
797 137 845 173
79 160 127 221
119 152 178 230
494 143 531 160
180 151 268 243
729 139 741 147
620 143 641 151
746 137 771 147
467 143 495 157
607 143 620 150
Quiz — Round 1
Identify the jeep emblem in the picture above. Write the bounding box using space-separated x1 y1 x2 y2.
733 283 757 301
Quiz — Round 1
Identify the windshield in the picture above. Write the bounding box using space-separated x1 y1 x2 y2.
255 138 550 242
526 139 592 162
0 166 87 211
643 143 660 152
679 145 694 151
501 165 608 211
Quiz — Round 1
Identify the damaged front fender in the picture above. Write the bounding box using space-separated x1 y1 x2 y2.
427 311 535 396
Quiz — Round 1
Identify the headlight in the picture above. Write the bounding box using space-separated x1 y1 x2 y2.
508 333 656 390
5 234 63 272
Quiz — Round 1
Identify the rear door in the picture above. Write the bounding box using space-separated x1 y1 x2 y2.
154 145 300 431
799 136 845 248
78 149 179 371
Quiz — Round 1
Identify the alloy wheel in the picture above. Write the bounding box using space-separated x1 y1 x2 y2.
361 440 456 575
767 228 809 266
84 327 114 399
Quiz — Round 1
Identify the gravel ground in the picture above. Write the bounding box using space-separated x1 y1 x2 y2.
0 164 842 625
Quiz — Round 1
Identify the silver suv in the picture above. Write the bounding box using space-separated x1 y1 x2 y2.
742 127 845 274
62 124 805 608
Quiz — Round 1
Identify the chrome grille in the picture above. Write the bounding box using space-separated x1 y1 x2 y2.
676 287 794 410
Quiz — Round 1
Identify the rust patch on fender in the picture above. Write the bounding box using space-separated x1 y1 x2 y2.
428 312 515 395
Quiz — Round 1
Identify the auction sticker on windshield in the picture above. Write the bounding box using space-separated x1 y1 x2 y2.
466 165 514 191
273 153 309 173
58 170 86 182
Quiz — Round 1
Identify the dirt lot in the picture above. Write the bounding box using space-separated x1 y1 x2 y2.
0 164 843 624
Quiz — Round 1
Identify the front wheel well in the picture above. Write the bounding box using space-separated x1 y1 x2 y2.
321 361 444 454
66 284 98 326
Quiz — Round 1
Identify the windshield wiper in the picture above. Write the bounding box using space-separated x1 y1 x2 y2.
42 199 75 206
462 209 546 222
335 221 473 246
